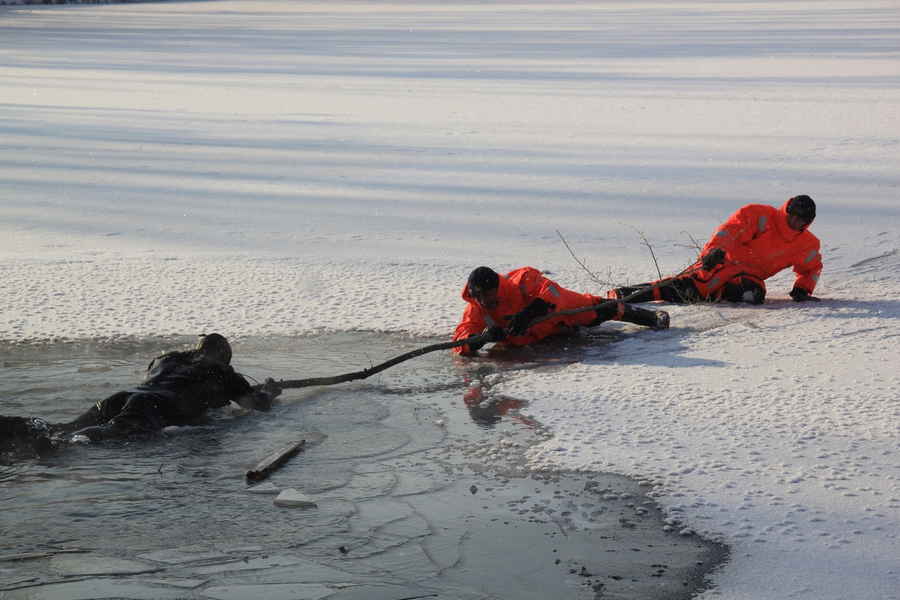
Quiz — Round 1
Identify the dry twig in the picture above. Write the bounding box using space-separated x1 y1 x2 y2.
625 225 663 281
555 230 617 288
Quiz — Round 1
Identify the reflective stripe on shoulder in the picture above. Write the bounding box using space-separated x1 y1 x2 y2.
804 250 819 263
518 280 530 303
758 215 767 233
547 284 560 297
715 230 729 238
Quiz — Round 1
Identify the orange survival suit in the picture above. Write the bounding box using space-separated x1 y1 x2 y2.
695 198 822 298
611 199 822 304
452 267 617 354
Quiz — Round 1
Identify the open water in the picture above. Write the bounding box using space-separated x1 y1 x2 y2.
0 333 726 599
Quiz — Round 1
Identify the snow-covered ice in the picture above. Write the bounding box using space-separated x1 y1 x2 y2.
1 1 898 599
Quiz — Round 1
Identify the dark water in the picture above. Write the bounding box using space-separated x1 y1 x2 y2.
0 333 726 600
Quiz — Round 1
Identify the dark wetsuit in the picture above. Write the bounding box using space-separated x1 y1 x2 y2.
1 415 54 457
66 350 255 439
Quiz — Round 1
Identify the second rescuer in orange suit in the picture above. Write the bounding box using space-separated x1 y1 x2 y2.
609 195 822 305
453 266 669 356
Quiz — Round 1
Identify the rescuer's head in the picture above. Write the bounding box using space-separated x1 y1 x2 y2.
467 266 500 310
786 195 816 231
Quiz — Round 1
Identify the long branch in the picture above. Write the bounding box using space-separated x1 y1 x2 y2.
268 334 489 390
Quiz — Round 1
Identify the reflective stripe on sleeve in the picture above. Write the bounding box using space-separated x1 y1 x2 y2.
804 250 819 264
757 215 767 233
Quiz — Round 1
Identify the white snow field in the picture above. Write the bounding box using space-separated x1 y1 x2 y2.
1 1 899 598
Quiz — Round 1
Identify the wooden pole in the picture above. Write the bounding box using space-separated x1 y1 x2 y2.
269 334 488 390
245 440 307 482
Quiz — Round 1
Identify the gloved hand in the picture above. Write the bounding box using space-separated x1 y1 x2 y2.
701 247 726 271
507 298 555 336
251 391 273 412
262 377 282 398
789 287 820 302
253 378 282 411
483 325 507 343
462 342 483 355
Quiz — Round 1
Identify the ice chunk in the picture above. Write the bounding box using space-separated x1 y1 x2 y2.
274 489 318 508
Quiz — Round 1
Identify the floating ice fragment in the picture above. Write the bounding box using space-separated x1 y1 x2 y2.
274 489 318 508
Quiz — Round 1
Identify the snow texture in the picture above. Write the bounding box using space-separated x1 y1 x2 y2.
1 1 899 599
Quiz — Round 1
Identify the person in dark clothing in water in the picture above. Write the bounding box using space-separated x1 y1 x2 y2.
1 334 278 452
68 333 278 441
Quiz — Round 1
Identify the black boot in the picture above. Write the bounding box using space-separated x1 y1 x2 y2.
621 304 670 330
721 277 766 305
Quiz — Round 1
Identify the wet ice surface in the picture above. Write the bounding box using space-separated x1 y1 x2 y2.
0 333 726 599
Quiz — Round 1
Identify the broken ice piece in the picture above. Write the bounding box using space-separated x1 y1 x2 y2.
274 489 318 508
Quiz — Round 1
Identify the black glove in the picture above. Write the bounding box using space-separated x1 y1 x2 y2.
483 325 507 343
462 340 485 354
263 378 282 398
253 391 274 412
701 247 726 271
254 378 282 411
507 298 555 336
789 287 820 302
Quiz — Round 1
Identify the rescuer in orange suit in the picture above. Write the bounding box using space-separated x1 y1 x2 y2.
452 266 670 356
608 195 822 305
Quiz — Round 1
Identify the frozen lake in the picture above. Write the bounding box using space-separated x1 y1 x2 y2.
1 334 725 599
